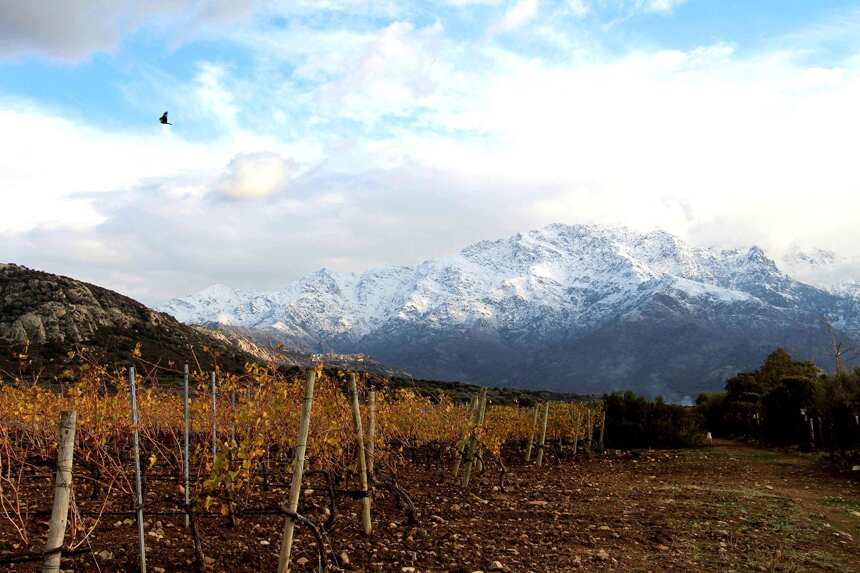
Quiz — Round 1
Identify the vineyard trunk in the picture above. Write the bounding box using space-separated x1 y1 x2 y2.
586 409 594 453
462 388 488 488
41 410 76 573
129 367 148 573
526 405 539 463
452 395 480 478
350 374 372 535
277 369 317 573
598 410 606 451
183 364 190 529
210 371 217 460
367 389 377 483
536 402 549 467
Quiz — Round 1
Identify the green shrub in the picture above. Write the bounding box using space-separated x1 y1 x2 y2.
604 391 704 449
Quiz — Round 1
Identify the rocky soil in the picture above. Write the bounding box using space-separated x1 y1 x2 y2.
3 442 858 572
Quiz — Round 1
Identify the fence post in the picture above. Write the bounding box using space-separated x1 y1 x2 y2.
586 408 594 453
598 409 606 451
41 410 77 573
367 389 377 483
230 391 237 446
129 367 148 573
183 364 190 529
525 404 539 463
462 388 488 488
277 369 317 573
452 395 479 478
536 402 549 467
349 373 372 535
210 371 217 460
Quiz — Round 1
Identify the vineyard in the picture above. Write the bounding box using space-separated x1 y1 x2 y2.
0 358 604 572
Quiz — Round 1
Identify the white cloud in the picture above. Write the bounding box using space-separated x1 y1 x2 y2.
215 152 297 199
0 101 211 232
4 6 860 302
639 0 686 14
0 0 256 60
312 21 448 124
194 62 240 131
567 0 590 18
445 0 502 6
488 0 540 37
0 98 312 233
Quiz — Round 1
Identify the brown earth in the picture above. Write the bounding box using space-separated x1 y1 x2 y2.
2 441 859 572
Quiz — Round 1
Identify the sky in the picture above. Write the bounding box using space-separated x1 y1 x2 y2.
2 0 860 304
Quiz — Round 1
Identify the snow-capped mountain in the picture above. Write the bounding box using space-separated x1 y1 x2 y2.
160 224 860 400
780 247 860 301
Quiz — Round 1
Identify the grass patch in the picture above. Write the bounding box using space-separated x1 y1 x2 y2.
736 450 784 463
676 448 715 459
769 514 795 533
820 496 860 512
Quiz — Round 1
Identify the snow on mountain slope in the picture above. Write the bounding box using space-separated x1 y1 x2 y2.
159 224 860 397
781 247 860 300
162 224 826 335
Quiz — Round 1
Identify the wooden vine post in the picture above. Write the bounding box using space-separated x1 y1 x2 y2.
572 409 579 455
277 368 317 573
477 391 489 474
210 371 217 460
367 389 377 482
525 404 540 463
536 401 549 467
452 394 480 477
462 387 488 488
129 367 148 573
586 408 594 453
349 373 372 535
230 391 237 446
598 409 606 451
41 410 77 573
183 364 191 528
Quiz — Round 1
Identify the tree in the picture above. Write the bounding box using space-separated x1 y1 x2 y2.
820 317 858 375
761 376 818 445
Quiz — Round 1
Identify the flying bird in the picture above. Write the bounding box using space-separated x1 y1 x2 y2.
159 112 172 125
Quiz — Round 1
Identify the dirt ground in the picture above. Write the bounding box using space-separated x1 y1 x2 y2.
3 441 859 572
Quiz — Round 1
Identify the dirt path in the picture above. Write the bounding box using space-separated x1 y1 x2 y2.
621 442 860 573
4 442 859 572
345 442 860 572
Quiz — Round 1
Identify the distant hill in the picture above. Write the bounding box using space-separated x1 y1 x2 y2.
0 263 261 380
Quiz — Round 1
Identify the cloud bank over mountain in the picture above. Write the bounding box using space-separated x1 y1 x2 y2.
2 1 860 302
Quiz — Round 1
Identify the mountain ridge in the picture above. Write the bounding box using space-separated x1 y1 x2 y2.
159 224 860 399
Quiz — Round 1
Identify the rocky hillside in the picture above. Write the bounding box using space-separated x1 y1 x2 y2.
0 263 260 379
161 224 860 401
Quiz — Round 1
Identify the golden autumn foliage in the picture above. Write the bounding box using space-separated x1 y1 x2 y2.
0 360 602 521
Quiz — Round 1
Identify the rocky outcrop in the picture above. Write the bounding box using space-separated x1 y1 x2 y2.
0 264 259 376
